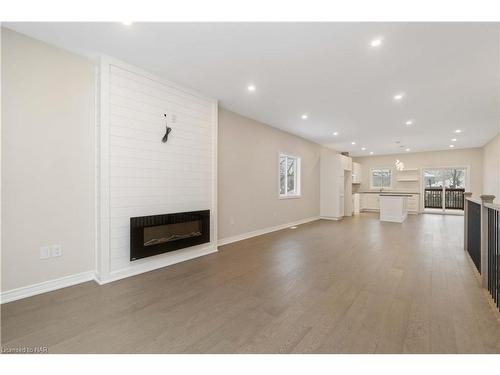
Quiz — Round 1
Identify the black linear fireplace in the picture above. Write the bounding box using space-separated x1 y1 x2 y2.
130 210 210 261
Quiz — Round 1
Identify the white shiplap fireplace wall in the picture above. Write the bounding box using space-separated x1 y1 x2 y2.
97 56 218 284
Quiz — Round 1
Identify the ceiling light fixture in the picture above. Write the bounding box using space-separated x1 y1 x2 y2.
333 131 338 136
451 138 457 142
247 84 256 92
406 148 410 152
405 120 414 126
393 93 405 101
121 21 133 26
455 129 462 133
449 144 455 148
370 151 374 155
370 37 383 47
361 147 366 151
301 114 308 120
351 141 356 145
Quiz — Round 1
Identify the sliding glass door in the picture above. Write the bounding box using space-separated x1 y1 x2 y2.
423 167 466 212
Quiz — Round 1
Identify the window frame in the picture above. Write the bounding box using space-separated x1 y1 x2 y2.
370 167 393 189
278 153 302 199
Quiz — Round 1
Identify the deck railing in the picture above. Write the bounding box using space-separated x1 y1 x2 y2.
464 193 499 311
424 188 465 210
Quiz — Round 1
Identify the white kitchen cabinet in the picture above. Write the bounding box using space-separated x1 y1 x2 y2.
320 151 353 220
406 194 420 213
352 162 362 184
360 193 420 214
340 154 352 171
352 193 360 214
361 193 380 210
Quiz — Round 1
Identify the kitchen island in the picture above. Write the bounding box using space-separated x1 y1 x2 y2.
379 194 409 223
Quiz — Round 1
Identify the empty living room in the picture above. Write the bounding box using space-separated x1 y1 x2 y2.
1 1 500 373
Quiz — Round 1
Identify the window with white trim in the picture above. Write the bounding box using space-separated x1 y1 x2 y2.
279 154 301 198
371 168 392 189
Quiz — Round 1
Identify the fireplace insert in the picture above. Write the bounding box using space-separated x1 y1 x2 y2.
130 210 210 261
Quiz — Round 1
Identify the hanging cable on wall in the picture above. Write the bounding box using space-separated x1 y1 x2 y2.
162 113 172 143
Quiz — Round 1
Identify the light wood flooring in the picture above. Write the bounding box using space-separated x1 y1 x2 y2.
2 213 500 353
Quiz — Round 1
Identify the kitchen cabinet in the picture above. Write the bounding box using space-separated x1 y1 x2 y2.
361 193 380 210
352 162 362 184
360 193 420 214
340 154 352 171
320 151 353 220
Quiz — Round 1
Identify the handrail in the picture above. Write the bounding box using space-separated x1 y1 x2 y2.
466 197 482 205
484 202 500 211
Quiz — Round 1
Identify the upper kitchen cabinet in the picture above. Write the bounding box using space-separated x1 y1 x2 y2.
340 154 352 171
352 162 362 184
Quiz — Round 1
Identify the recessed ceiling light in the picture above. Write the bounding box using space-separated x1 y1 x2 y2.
361 147 366 151
370 151 374 155
455 129 462 133
301 114 308 120
449 144 455 148
451 138 457 142
333 131 339 136
393 93 405 101
121 21 133 26
290 226 298 229
406 148 410 152
247 84 256 92
351 141 356 145
405 120 414 126
370 37 383 47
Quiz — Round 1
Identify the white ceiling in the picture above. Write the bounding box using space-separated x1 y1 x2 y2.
4 22 500 156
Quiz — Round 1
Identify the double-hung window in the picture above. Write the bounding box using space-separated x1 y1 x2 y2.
279 154 301 198
371 168 392 189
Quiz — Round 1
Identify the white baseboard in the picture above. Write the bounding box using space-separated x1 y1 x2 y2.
1 271 96 304
319 216 343 221
1 245 218 302
96 244 218 285
217 216 320 247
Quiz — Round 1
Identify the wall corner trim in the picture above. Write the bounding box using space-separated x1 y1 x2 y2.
217 216 320 247
1 271 97 304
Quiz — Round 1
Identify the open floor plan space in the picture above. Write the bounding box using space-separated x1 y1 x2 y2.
2 214 500 354
1 20 500 364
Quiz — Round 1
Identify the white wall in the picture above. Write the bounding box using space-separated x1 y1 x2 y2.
1 28 95 292
97 58 217 282
482 133 500 203
218 109 323 241
353 148 484 198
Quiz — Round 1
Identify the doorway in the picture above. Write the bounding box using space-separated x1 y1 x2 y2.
422 167 467 214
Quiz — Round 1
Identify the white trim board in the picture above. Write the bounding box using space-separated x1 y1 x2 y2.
319 216 343 221
217 216 320 247
96 244 217 285
1 271 96 304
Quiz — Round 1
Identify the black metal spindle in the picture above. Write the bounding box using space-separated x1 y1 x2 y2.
467 200 481 272
487 207 500 311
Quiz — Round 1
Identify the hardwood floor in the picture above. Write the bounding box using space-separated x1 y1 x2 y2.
2 213 500 353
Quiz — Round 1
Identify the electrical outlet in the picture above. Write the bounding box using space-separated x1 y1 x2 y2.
40 246 51 259
51 244 62 257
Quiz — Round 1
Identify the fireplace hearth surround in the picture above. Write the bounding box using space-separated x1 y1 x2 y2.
130 210 210 261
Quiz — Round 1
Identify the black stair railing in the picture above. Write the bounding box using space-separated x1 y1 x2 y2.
467 199 481 272
464 193 499 312
487 206 499 310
